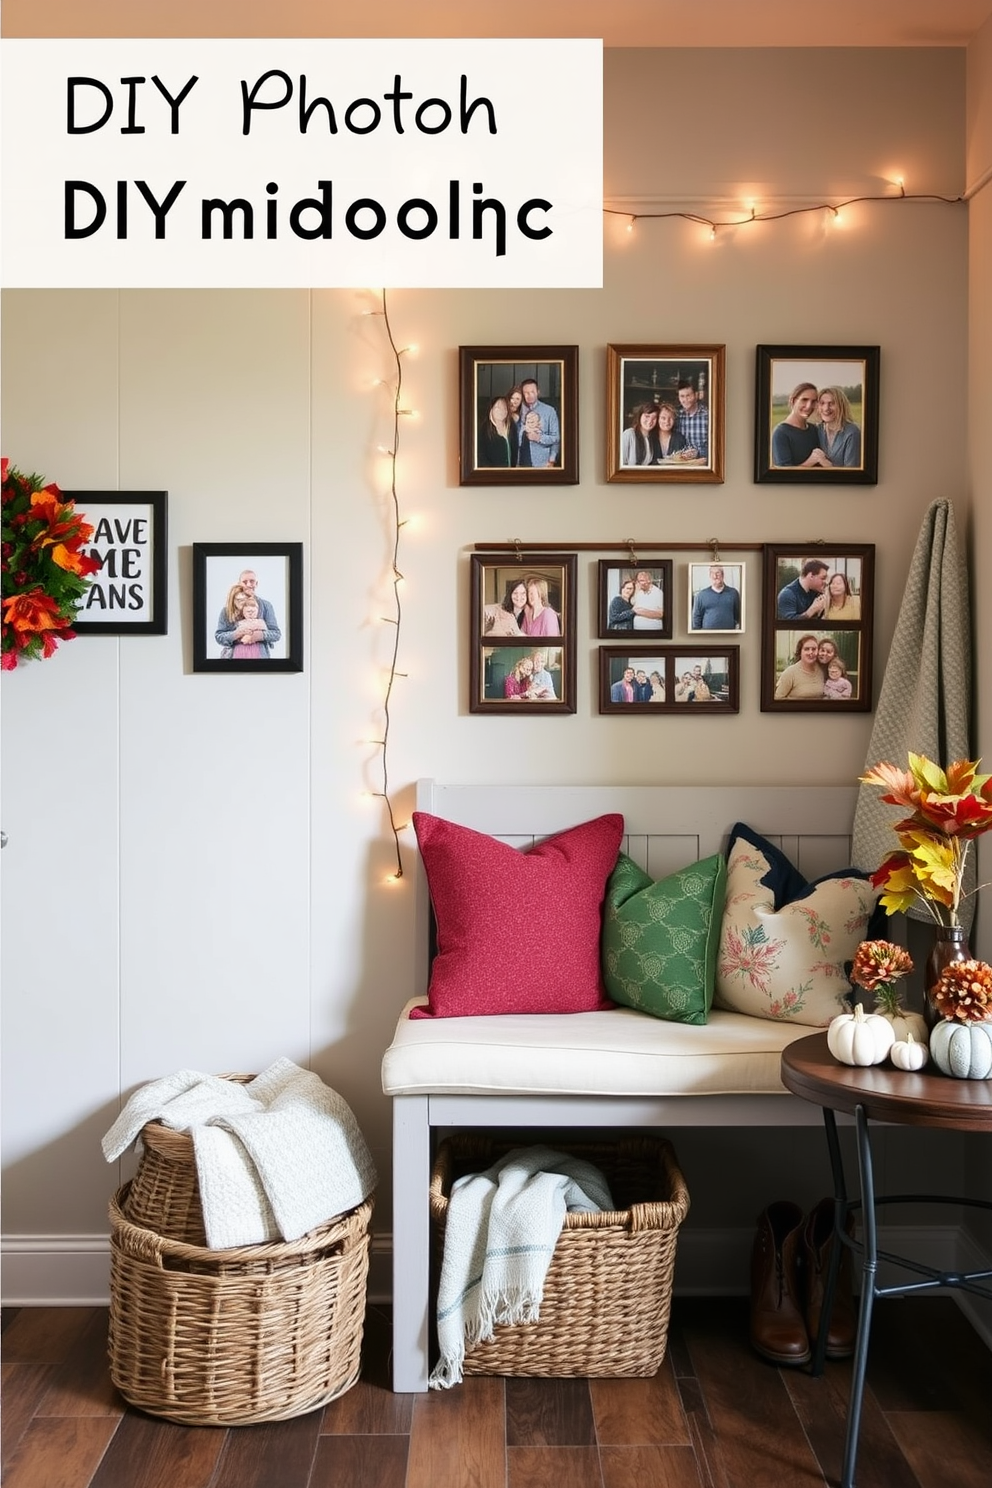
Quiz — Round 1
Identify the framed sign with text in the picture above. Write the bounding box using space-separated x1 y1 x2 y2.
68 491 168 634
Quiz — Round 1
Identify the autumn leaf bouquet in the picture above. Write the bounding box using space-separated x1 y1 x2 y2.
1 458 99 669
860 754 992 927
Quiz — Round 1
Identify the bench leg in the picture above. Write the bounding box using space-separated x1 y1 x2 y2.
391 1095 431 1392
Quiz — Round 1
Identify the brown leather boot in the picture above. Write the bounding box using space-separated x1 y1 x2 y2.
804 1197 857 1360
750 1201 811 1365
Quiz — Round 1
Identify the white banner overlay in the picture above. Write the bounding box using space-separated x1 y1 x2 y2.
0 38 603 288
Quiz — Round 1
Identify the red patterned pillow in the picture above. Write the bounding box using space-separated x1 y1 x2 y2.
410 811 624 1018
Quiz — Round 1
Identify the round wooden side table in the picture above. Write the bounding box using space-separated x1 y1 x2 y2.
781 1032 992 1488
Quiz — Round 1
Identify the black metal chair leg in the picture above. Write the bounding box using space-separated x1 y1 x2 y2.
840 1104 876 1488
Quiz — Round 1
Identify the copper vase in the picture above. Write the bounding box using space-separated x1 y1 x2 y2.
923 925 970 1030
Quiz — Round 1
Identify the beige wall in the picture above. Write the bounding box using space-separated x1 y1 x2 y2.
0 44 981 1280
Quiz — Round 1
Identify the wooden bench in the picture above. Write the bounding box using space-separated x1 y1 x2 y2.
381 780 860 1391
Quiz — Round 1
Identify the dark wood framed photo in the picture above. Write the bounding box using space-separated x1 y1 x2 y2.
606 343 725 483
761 543 874 711
687 560 745 634
192 542 303 674
599 646 739 714
754 345 880 484
597 559 674 639
459 345 578 485
470 552 576 713
67 491 168 634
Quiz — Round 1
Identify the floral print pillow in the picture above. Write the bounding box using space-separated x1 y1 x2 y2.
714 823 881 1025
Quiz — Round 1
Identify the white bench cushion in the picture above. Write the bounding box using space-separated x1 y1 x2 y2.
381 999 811 1099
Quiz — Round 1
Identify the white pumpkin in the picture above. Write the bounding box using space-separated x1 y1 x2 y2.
827 1004 896 1067
889 1032 929 1072
929 1019 992 1080
878 1007 928 1044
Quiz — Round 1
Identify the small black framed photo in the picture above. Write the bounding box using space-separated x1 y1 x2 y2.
470 553 576 713
606 343 725 483
459 345 578 485
597 559 674 639
67 491 168 634
192 543 303 673
688 561 745 634
754 345 880 484
599 646 739 714
762 542 874 711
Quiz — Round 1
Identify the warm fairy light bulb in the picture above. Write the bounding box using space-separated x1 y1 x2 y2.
709 225 717 241
626 217 634 234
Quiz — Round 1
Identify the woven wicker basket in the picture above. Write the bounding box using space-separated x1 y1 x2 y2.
429 1134 689 1378
108 1183 372 1425
123 1073 253 1245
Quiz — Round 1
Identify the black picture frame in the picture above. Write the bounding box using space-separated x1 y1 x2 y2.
67 491 168 635
597 559 674 639
459 345 579 485
761 543 875 711
192 542 303 674
754 345 880 484
606 343 726 483
471 552 577 713
599 646 740 713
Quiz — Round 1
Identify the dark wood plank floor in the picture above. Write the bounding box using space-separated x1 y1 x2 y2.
2 1297 989 1488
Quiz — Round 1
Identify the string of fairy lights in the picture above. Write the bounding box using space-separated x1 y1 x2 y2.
605 182 965 240
363 183 965 888
366 288 414 883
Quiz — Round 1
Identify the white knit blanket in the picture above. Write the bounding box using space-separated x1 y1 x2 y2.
102 1059 377 1248
430 1146 613 1389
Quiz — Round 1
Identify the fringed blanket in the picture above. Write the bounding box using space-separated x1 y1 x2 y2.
430 1146 613 1389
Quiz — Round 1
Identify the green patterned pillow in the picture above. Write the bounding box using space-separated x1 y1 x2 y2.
601 852 727 1023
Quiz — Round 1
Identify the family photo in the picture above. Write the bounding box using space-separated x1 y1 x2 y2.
605 657 668 704
478 562 568 640
763 542 872 710
774 553 866 625
755 345 879 483
598 561 673 638
460 346 578 485
673 655 734 705
480 645 565 703
470 554 576 712
192 543 303 673
606 344 726 483
771 630 862 702
599 647 739 713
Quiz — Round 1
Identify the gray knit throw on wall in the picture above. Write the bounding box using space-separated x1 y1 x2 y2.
851 498 974 929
